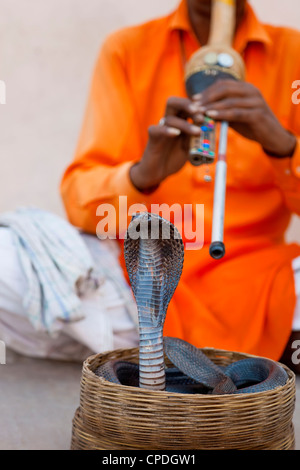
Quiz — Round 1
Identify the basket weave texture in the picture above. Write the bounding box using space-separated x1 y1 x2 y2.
71 347 296 450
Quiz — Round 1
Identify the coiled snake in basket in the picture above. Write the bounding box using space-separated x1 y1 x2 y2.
95 213 288 395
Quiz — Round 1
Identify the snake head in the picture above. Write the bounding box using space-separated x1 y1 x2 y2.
124 212 184 327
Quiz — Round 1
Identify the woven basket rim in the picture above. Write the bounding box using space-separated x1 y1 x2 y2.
82 346 296 399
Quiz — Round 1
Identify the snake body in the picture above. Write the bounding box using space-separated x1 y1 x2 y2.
95 212 288 395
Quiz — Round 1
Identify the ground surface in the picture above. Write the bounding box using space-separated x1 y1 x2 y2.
0 349 299 450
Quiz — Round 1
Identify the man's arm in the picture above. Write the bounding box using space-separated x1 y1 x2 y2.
61 33 150 236
61 33 206 236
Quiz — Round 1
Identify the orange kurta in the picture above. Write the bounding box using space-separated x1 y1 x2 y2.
61 1 300 360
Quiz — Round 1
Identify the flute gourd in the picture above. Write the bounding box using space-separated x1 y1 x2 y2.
185 0 245 165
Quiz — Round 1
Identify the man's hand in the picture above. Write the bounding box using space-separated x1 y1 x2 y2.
130 80 296 192
130 97 204 192
199 79 296 158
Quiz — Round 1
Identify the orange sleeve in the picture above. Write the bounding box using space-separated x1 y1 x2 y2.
60 32 152 236
267 139 300 215
267 75 300 215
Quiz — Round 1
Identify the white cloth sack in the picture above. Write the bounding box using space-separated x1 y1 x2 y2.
0 209 138 361
0 207 99 333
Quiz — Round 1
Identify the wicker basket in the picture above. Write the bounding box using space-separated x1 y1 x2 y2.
71 347 296 450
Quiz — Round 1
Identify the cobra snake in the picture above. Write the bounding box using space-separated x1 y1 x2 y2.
96 212 288 395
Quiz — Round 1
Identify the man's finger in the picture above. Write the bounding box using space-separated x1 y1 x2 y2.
205 107 256 123
164 115 203 135
200 80 258 107
165 96 203 118
149 116 202 140
202 96 262 112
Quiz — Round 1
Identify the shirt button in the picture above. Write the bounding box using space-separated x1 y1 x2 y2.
285 169 291 175
296 166 300 174
204 175 212 182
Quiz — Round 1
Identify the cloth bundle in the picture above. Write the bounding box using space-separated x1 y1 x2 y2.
0 207 100 334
